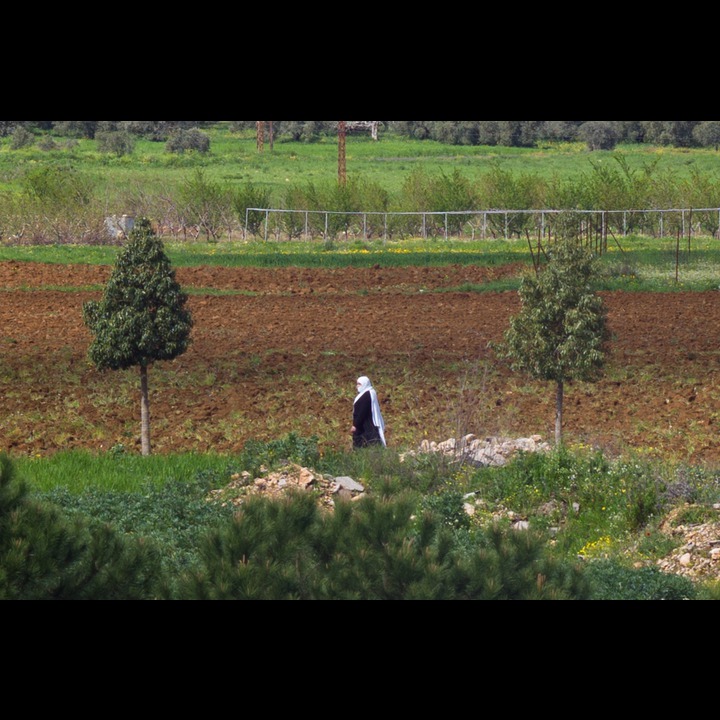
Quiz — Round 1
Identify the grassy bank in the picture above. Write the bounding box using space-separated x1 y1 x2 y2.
14 449 237 493
1 236 719 292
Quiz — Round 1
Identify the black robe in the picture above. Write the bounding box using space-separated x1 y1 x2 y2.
353 391 382 448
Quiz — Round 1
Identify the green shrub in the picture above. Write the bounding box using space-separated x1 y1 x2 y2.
166 128 211 154
96 130 135 156
421 489 472 532
583 559 697 601
176 168 232 241
696 580 720 600
10 126 34 150
233 182 272 238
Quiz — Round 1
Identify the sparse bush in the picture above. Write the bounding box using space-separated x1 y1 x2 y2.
96 130 135 156
166 128 211 154
176 169 233 241
37 136 57 151
10 126 34 150
233 182 272 238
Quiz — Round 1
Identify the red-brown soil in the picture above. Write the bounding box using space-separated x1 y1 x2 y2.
2 260 720 465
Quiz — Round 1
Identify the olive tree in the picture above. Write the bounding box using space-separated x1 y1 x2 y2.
693 121 720 151
83 218 193 456
498 241 610 446
578 121 621 151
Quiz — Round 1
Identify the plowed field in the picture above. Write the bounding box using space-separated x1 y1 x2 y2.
2 260 720 465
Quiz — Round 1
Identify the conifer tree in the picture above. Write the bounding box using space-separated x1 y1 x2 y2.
83 218 193 456
499 241 610 446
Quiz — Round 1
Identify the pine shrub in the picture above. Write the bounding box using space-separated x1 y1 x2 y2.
1 454 162 600
171 491 591 600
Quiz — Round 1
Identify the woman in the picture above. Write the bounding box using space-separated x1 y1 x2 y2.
352 376 387 449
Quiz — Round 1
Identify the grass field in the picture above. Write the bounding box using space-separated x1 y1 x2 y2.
3 124 720 204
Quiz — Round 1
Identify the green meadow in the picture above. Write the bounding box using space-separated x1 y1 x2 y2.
2 123 720 203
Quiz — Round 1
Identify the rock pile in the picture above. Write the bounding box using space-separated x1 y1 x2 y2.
654 505 720 581
208 462 366 510
402 434 552 467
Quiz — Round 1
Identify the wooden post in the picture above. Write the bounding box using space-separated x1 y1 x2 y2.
257 121 265 153
338 120 347 186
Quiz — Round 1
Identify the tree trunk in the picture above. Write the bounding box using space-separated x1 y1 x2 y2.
555 379 564 446
140 365 151 456
338 121 347 186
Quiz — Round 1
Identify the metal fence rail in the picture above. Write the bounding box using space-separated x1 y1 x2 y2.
245 207 720 243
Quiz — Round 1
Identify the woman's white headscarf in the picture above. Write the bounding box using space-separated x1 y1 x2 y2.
354 376 386 447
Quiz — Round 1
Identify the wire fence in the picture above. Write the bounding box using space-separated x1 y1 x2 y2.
245 207 720 247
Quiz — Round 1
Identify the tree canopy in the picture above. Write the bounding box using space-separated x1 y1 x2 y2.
3 121 720 150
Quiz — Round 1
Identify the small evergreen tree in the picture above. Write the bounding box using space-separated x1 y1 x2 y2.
498 241 610 446
83 218 193 456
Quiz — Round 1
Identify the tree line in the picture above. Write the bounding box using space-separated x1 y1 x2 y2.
2 121 720 150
